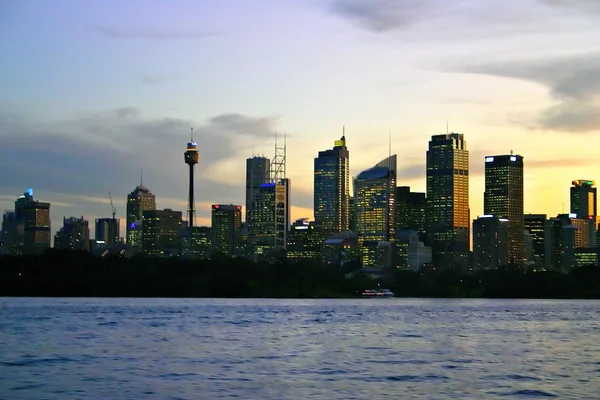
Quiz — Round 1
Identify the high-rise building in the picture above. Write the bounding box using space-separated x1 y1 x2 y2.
246 156 271 225
348 197 355 232
524 214 548 269
472 215 509 271
95 218 120 247
142 209 183 257
211 204 242 256
547 213 594 272
286 218 328 262
1 211 17 254
426 133 469 269
354 155 396 266
126 185 156 250
184 130 200 227
570 180 597 219
14 189 51 255
396 186 426 240
55 216 90 251
314 133 350 233
484 153 524 266
181 226 212 259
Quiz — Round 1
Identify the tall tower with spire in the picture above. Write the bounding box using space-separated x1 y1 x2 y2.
184 129 199 227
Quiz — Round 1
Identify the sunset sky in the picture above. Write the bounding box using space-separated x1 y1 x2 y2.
1 0 599 236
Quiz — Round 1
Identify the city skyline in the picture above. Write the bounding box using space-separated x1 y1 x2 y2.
2 0 599 234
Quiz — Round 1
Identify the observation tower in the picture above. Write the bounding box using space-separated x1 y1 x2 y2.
184 129 199 227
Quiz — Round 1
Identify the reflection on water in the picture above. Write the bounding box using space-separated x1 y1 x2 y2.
1 298 599 399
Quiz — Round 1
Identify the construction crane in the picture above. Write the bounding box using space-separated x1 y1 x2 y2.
109 191 116 220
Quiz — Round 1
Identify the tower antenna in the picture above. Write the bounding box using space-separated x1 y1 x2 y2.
343 125 345 138
388 130 392 158
191 127 194 141
140 169 143 186
446 118 449 134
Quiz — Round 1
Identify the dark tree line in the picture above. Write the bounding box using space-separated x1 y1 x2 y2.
1 250 599 298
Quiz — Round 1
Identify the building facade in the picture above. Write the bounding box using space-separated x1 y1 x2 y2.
524 214 548 269
141 209 182 257
396 186 426 240
426 133 469 269
570 180 597 219
15 189 51 255
126 185 156 250
95 218 120 248
211 204 242 257
54 216 90 251
313 134 350 233
484 154 524 266
246 156 271 225
286 218 327 262
472 215 509 271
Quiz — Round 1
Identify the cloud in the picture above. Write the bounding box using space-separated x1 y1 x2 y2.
456 51 600 132
541 0 600 15
0 106 280 236
329 0 436 32
92 25 219 40
140 75 175 85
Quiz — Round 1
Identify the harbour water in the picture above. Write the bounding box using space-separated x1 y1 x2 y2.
1 298 599 399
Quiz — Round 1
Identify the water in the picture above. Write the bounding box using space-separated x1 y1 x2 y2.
1 298 599 399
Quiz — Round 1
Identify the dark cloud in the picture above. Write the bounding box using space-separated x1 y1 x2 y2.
92 25 219 40
456 51 600 132
0 107 279 233
329 0 436 32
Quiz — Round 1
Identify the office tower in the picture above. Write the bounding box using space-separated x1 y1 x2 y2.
249 179 291 256
14 189 51 254
246 156 271 224
181 226 212 259
184 130 200 227
286 218 328 262
547 213 594 272
314 133 350 233
484 153 524 266
142 209 183 257
348 197 355 232
524 214 548 269
126 184 156 250
570 180 597 219
396 186 426 240
95 218 120 247
472 215 509 270
426 133 469 269
395 230 432 272
54 216 90 250
211 204 242 256
354 155 396 266
1 211 17 253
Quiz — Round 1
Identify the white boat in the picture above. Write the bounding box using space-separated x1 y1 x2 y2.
361 284 394 298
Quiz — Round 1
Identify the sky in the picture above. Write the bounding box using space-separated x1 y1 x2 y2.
1 0 599 238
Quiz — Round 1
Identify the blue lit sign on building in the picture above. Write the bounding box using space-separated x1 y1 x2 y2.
26 188 34 196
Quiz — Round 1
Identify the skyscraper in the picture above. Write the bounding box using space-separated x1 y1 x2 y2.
472 215 509 270
142 209 183 257
396 186 426 240
55 216 90 250
314 133 350 233
484 153 524 266
126 185 156 249
211 204 242 256
354 155 396 266
524 214 548 269
426 133 469 269
184 129 200 227
95 218 120 247
570 180 597 219
14 189 51 255
246 156 271 225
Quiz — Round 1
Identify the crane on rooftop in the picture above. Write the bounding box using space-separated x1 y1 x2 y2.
109 191 116 220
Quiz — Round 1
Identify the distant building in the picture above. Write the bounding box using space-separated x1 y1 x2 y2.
395 229 432 272
354 155 396 267
570 180 597 219
54 216 90 251
211 204 242 257
314 134 350 233
473 215 509 271
547 214 594 272
524 214 548 269
246 156 271 225
95 218 120 248
484 154 524 266
348 197 355 232
396 186 426 240
286 219 327 262
1 211 17 254
426 133 469 270
126 185 156 251
322 231 361 271
181 226 212 259
15 189 51 255
142 209 183 257
575 248 600 268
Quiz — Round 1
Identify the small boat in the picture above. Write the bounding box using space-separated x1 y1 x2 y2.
361 284 394 298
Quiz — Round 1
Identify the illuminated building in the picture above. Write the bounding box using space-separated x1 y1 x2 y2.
547 214 594 272
54 216 90 251
322 231 361 271
472 215 509 270
95 218 120 247
211 204 242 256
126 184 156 250
184 130 200 227
524 214 548 269
314 133 350 233
246 156 271 225
15 189 51 255
141 209 183 257
348 197 355 232
570 180 596 219
575 248 600 268
354 155 396 267
286 219 328 262
1 211 17 254
484 153 524 266
426 133 469 269
396 186 426 240
395 230 432 272
182 226 212 259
